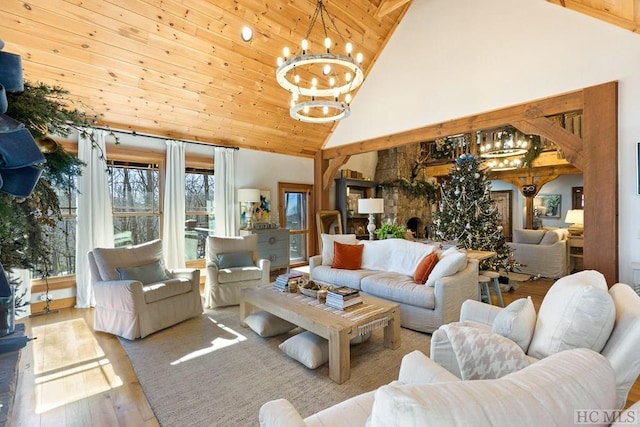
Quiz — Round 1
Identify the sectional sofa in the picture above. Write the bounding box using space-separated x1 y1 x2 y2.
309 235 479 333
260 348 636 427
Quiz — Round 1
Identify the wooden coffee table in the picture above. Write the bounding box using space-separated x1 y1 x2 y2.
240 285 401 384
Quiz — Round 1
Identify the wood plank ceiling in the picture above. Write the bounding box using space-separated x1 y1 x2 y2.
0 0 409 158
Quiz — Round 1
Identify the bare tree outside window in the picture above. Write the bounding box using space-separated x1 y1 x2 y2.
108 161 160 246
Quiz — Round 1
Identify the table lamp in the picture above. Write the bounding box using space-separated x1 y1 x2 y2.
358 198 384 240
565 209 584 236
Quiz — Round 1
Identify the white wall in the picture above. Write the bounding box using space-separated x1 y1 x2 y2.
327 0 640 284
235 149 314 223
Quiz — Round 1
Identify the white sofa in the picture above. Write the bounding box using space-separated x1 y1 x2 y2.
309 236 479 333
430 270 640 410
507 227 569 278
260 348 638 427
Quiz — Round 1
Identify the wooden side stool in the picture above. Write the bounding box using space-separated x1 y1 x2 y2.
478 275 491 304
480 271 504 307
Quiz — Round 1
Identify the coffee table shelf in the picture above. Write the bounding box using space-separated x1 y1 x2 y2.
240 285 400 384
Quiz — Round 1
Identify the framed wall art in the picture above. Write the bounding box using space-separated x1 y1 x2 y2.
534 194 562 218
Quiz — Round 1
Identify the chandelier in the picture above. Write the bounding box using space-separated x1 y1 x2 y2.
478 127 529 158
276 0 364 123
485 157 522 171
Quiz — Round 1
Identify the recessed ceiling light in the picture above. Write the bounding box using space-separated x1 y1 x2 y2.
241 26 253 42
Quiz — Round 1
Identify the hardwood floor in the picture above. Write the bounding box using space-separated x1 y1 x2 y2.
10 278 639 426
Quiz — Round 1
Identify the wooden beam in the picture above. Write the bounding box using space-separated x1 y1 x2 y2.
582 81 618 284
546 0 640 34
376 0 412 18
323 155 350 190
512 118 584 170
322 89 584 159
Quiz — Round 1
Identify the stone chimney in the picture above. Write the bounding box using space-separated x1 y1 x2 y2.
374 144 435 239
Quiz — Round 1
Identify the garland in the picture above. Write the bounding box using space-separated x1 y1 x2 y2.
379 178 439 203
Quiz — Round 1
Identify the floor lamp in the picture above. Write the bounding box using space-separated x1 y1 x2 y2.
358 198 384 241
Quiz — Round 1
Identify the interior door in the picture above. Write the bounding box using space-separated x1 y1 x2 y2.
491 190 513 241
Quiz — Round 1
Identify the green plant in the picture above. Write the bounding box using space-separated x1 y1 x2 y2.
1 81 116 279
375 223 407 240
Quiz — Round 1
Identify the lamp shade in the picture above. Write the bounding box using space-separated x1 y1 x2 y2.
564 209 584 225
238 188 260 202
358 198 384 214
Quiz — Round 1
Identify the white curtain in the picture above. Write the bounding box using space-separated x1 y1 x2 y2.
162 140 186 268
76 129 114 308
214 147 237 236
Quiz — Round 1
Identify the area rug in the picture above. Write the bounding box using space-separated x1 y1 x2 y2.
119 306 432 427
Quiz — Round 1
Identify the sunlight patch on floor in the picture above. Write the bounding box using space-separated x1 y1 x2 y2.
170 315 248 365
31 318 123 414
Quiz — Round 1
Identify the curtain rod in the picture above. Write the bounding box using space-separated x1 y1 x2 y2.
95 127 240 150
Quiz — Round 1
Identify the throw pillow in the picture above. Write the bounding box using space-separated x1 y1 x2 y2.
217 251 254 269
491 296 537 352
244 311 296 337
321 234 357 266
332 241 364 270
413 252 439 284
512 229 546 244
279 331 329 369
116 259 170 285
539 230 560 245
425 251 467 287
527 270 615 359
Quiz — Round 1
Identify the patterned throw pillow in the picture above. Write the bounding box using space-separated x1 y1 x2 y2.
331 241 364 270
413 252 439 284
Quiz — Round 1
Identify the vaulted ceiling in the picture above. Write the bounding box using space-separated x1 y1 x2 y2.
0 0 410 157
0 0 636 158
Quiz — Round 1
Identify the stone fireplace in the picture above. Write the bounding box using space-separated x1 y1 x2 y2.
374 144 435 239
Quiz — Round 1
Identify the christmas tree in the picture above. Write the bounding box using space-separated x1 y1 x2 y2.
432 154 517 272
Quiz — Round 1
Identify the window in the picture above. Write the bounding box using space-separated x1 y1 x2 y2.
41 178 78 277
185 168 215 260
108 161 161 246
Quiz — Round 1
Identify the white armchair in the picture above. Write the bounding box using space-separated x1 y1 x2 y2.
204 235 270 308
430 270 640 409
88 239 202 340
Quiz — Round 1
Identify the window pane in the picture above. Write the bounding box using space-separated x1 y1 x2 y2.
285 193 307 231
41 218 77 276
185 171 214 259
109 165 159 214
185 214 215 260
290 234 307 263
113 216 160 246
38 179 77 277
185 172 214 212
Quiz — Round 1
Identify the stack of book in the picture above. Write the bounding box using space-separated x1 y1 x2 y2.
274 272 303 292
325 286 363 310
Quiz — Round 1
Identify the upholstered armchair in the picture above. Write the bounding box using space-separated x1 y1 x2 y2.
88 239 202 340
204 235 270 308
430 270 640 409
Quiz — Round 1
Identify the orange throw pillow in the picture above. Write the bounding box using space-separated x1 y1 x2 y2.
332 241 364 270
414 252 439 284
